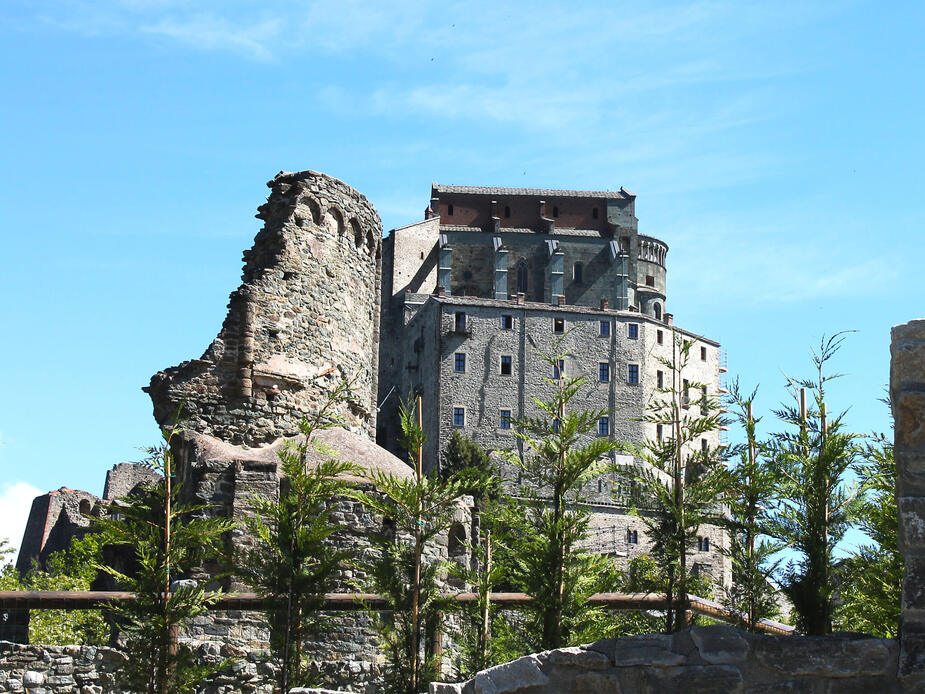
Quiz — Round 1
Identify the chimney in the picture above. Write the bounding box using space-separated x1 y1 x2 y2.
436 286 446 297
600 298 609 310
665 312 674 325
515 292 525 305
557 295 566 307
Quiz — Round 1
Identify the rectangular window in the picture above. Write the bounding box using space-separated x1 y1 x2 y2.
501 314 513 330
553 359 565 379
683 379 690 404
554 317 565 333
646 275 655 287
657 424 663 441
628 323 638 339
500 409 512 429
552 418 560 433
453 407 465 427
454 353 466 372
599 362 610 382
500 355 512 375
700 346 707 361
701 386 708 415
627 364 639 384
657 329 664 345
657 370 664 389
600 320 610 337
701 438 708 452
598 416 610 436
454 311 467 332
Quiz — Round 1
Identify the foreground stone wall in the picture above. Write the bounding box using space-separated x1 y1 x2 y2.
438 627 901 694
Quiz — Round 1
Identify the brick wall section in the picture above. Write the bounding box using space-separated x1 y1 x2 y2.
146 170 383 446
892 319 925 687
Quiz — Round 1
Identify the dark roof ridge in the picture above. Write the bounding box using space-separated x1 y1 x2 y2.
432 183 634 199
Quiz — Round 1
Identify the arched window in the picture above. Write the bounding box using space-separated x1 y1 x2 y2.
504 205 511 218
448 523 466 558
79 499 92 516
517 259 529 294
653 303 662 321
573 262 583 283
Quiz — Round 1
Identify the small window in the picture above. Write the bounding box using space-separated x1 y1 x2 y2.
592 207 599 220
600 321 610 337
654 303 662 321
573 262 583 283
517 259 529 294
645 275 655 287
657 329 664 345
701 386 708 415
553 317 565 333
463 269 473 280
454 353 466 373
454 312 467 332
500 409 512 429
701 346 707 361
683 379 690 401
552 205 559 218
656 424 663 441
627 364 639 384
504 205 511 218
627 529 638 544
552 418 560 433
698 536 710 552
628 324 638 339
701 437 708 452
553 359 565 379
447 203 454 216
453 407 465 427
599 363 610 382
598 479 604 493
657 370 664 389
500 355 512 375
501 314 513 330
598 416 610 436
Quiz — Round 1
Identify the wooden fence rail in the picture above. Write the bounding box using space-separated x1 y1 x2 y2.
0 591 793 636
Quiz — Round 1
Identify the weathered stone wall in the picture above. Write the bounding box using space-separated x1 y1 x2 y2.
436 627 902 694
892 319 925 688
146 170 382 446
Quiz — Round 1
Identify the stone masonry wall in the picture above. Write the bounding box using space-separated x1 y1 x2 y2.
146 170 382 446
436 627 902 694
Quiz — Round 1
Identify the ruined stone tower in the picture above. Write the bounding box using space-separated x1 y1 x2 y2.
146 170 383 444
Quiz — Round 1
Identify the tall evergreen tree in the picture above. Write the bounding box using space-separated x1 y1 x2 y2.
234 380 360 693
96 417 235 694
496 341 620 651
722 380 783 631
357 396 473 694
769 333 861 635
628 331 728 633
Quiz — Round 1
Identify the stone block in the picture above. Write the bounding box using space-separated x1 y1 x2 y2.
896 452 925 496
572 671 622 693
891 342 925 388
601 634 686 667
642 664 743 693
893 320 925 343
755 635 892 677
690 626 750 664
547 647 611 670
904 556 925 612
22 671 44 686
744 680 814 694
472 655 549 694
899 497 925 553
896 391 925 449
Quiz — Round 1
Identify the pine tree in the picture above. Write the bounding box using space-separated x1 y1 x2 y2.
769 333 861 635
496 341 620 651
628 331 728 633
234 380 361 693
357 396 474 694
722 380 783 631
96 416 235 694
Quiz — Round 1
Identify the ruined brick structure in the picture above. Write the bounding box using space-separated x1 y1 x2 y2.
378 184 730 590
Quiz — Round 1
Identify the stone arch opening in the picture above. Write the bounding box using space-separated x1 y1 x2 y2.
448 523 466 558
517 259 529 294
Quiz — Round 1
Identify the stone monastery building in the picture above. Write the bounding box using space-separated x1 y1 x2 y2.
378 183 728 581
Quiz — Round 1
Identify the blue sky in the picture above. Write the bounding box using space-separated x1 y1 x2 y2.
1 1 923 551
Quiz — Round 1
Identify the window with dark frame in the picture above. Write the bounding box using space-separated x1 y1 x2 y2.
454 353 466 372
701 346 707 361
500 355 512 375
592 207 599 219
554 317 565 333
645 275 655 287
517 260 529 294
598 416 610 436
553 359 565 379
627 364 639 384
701 386 708 415
657 424 663 440
701 438 708 452
628 323 638 339
573 262 583 283
599 362 610 382
600 320 610 337
657 370 664 389
454 311 467 332
657 329 664 344
500 409 512 429
448 204 454 216
501 314 513 330
552 205 559 218
504 205 511 218
453 407 465 427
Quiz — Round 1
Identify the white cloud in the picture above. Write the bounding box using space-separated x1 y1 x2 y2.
0 481 42 558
